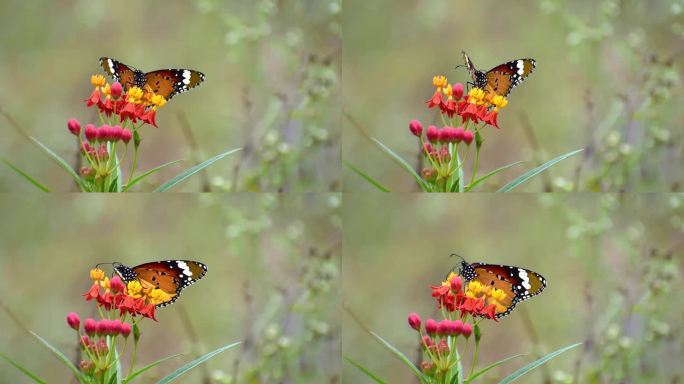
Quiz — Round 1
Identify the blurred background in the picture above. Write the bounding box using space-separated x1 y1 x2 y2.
0 193 341 382
0 0 341 192
342 0 683 192
342 193 683 383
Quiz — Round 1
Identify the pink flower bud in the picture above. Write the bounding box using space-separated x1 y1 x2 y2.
84 318 97 335
425 319 438 335
421 335 434 348
110 125 123 141
121 128 132 144
109 275 125 293
422 143 433 155
453 320 464 335
450 276 463 291
462 322 473 337
80 335 92 348
409 119 423 137
426 125 439 143
121 322 132 338
407 313 422 331
463 130 474 145
84 124 97 142
67 119 81 136
110 82 123 100
437 320 451 335
453 127 465 143
66 312 80 330
96 319 109 335
452 83 464 100
110 319 123 335
80 142 92 155
96 125 109 142
438 127 451 142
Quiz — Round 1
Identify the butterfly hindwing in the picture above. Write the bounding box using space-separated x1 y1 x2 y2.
461 51 536 97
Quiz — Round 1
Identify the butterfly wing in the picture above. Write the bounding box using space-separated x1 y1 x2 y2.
484 58 536 97
125 260 207 307
143 69 205 99
99 57 145 90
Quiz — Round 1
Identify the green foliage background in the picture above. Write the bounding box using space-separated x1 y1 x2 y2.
0 194 341 383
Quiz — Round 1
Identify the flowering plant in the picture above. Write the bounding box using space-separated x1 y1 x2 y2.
2 74 240 192
347 272 580 383
0 268 240 383
346 75 583 192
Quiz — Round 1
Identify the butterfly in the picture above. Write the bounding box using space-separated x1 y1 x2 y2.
113 260 208 307
99 57 205 100
452 254 546 318
461 51 536 98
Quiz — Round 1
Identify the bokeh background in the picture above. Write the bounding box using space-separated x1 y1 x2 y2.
342 0 683 192
342 193 683 383
0 0 341 192
0 193 341 382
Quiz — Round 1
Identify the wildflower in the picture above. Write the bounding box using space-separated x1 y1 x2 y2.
140 108 158 128
147 288 173 306
66 312 80 330
409 120 423 137
84 89 101 107
126 281 144 298
83 283 100 301
126 87 144 104
150 94 167 109
482 111 499 129
408 313 422 331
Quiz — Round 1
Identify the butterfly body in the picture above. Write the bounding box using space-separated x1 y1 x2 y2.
99 57 205 100
114 260 208 307
462 51 536 98
458 259 546 318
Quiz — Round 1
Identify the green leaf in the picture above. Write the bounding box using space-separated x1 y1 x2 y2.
154 148 241 192
123 159 183 192
497 149 583 192
343 161 390 192
369 331 427 382
155 341 241 384
28 136 85 190
123 354 182 383
344 356 386 383
370 137 429 191
0 352 47 383
465 354 524 383
29 331 84 381
498 343 582 384
0 158 50 192
465 161 525 192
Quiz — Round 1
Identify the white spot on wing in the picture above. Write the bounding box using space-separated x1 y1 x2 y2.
518 268 531 290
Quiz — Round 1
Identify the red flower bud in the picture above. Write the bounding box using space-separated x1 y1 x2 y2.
110 125 123 142
426 125 439 143
66 312 80 330
96 125 109 142
452 83 464 100
462 322 473 337
439 127 451 142
463 130 474 145
121 128 132 144
453 320 464 335
437 320 451 335
109 275 125 293
407 313 422 331
450 276 463 291
425 318 438 335
422 143 433 155
121 322 132 338
80 335 92 348
409 119 423 137
84 124 97 142
96 319 109 335
67 119 81 136
84 318 97 335
110 82 123 100
80 142 92 155
421 335 434 348
110 319 123 335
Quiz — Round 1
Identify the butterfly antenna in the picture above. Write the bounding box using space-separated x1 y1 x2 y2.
454 64 466 70
449 253 466 264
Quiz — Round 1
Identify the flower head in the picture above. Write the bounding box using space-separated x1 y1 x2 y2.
90 74 106 88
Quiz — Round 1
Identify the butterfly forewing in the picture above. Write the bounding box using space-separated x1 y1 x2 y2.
484 59 536 97
99 57 144 90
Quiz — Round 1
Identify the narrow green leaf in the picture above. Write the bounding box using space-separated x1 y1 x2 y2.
465 354 524 383
370 138 429 191
343 161 390 192
456 150 464 193
498 343 582 384
466 161 525 192
123 354 182 383
123 159 183 192
344 356 386 384
29 136 85 190
155 341 241 384
29 331 84 381
0 158 50 192
497 149 583 192
0 352 47 383
369 331 427 382
154 148 241 192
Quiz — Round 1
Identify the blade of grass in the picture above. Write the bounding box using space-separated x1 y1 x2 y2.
0 352 47 383
123 354 182 383
497 149 583 192
123 159 183 192
343 161 390 192
0 158 50 192
466 161 525 192
498 343 581 384
465 354 524 383
344 356 387 384
28 136 85 190
30 331 84 381
370 137 429 191
370 331 427 382
154 148 241 192
155 341 241 384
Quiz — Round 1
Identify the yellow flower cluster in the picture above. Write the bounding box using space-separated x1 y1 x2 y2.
467 88 509 111
125 280 172 305
465 280 508 313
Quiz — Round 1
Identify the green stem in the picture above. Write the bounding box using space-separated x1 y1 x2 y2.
468 146 481 188
467 335 480 379
126 143 139 187
126 336 139 378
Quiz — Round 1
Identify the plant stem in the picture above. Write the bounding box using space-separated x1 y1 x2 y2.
468 336 480 379
468 146 481 188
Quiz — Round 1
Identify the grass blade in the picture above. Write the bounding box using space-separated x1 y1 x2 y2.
465 354 524 383
29 331 84 381
370 331 427 382
154 148 241 192
343 161 390 192
0 352 47 383
155 341 241 384
498 343 581 384
370 137 429 191
344 356 387 384
1 158 50 192
466 161 525 192
28 136 85 190
497 149 583 192
123 354 182 383
123 159 183 192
